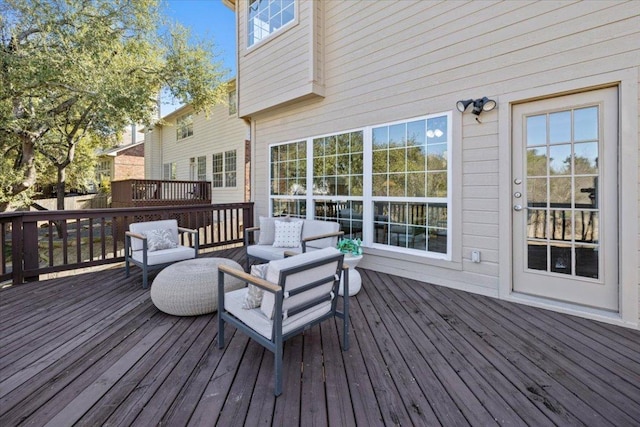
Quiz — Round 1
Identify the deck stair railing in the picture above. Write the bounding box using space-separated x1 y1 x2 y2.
0 202 253 286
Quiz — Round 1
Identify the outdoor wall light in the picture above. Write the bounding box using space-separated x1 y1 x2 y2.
456 97 497 122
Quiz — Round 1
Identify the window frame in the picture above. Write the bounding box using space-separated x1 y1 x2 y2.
246 0 297 49
268 112 453 259
176 113 194 140
163 162 177 180
212 149 238 188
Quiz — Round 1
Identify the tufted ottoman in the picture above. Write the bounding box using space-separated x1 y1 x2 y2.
150 258 244 316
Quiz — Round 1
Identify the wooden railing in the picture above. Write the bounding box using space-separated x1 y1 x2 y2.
0 203 253 286
111 179 212 208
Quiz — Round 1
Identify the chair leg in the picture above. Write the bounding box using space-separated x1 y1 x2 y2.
218 317 225 349
274 340 283 396
142 267 148 289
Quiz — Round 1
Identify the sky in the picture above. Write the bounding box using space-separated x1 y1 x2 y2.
161 0 236 113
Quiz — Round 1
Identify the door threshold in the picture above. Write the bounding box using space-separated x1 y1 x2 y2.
505 292 637 330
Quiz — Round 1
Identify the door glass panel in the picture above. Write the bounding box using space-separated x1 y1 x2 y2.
549 144 571 175
527 178 547 207
574 211 598 243
550 244 572 275
527 210 547 239
527 115 547 146
549 177 571 205
527 241 547 271
574 107 598 141
527 147 547 176
575 245 599 278
523 105 600 279
574 142 598 174
575 176 597 207
549 111 571 144
549 209 572 242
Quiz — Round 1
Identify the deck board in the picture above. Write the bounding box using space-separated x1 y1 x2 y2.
1 247 639 426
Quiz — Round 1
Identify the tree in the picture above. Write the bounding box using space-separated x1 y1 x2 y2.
0 0 228 211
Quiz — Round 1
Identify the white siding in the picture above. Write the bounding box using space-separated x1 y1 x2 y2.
145 93 248 204
241 0 640 326
238 0 324 116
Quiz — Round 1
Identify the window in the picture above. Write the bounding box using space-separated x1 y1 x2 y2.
212 150 237 188
225 150 237 187
163 162 177 180
270 140 307 217
176 113 193 140
228 90 237 116
190 156 207 181
371 115 449 254
247 0 295 48
268 112 451 257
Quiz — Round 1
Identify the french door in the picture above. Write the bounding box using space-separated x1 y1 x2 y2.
512 88 618 311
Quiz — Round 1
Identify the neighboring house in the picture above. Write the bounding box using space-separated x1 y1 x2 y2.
95 139 145 184
144 80 249 204
225 0 640 329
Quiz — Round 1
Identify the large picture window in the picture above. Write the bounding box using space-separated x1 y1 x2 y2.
247 0 295 48
268 112 451 258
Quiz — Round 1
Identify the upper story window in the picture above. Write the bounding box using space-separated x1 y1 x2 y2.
176 113 193 140
247 0 295 48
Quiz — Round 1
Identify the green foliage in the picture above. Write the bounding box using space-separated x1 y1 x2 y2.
337 238 362 256
0 0 229 210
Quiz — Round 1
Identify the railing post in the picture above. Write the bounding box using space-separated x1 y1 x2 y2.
11 215 24 285
243 203 254 245
23 219 40 282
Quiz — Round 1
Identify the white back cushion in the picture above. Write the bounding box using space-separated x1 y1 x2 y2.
260 247 341 319
129 219 179 251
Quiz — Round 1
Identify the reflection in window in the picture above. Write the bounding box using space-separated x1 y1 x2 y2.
268 113 450 257
176 113 193 140
524 105 600 279
212 150 237 188
248 0 295 47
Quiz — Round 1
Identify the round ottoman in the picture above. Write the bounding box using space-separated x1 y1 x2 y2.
150 258 244 316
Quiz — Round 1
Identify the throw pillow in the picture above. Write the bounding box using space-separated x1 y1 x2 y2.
272 220 303 248
143 228 177 252
243 263 269 309
257 216 277 245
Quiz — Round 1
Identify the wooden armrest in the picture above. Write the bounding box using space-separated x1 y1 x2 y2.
218 264 281 293
302 230 344 243
245 226 261 233
177 227 197 234
125 231 146 240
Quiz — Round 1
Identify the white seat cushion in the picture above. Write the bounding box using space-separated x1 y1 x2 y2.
131 245 195 266
225 288 332 339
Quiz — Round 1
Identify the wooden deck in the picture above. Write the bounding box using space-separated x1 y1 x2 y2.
1 247 639 426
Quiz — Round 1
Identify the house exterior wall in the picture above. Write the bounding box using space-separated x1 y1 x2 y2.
237 0 324 116
144 84 249 204
235 0 640 328
113 153 145 181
